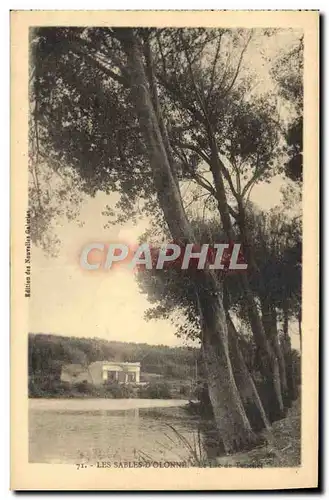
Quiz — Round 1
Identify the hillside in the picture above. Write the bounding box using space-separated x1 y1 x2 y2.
28 333 201 385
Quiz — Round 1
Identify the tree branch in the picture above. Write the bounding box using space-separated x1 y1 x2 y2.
241 163 269 198
216 155 239 200
173 141 211 165
69 37 129 88
207 33 223 104
222 31 253 98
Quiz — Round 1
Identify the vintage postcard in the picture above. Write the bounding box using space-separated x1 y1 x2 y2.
11 10 319 490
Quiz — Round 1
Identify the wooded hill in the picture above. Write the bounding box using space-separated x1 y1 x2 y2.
28 333 199 381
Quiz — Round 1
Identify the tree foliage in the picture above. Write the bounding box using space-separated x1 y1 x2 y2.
271 36 303 182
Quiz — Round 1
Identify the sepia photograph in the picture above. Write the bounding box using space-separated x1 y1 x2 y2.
11 10 319 490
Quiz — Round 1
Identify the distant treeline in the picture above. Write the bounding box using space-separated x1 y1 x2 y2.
28 333 300 402
28 333 200 380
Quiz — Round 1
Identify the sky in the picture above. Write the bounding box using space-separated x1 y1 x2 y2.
29 29 302 350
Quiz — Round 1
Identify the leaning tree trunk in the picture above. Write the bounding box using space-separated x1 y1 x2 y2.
226 312 271 432
196 275 258 452
119 29 258 453
236 198 286 418
206 137 285 420
241 278 284 421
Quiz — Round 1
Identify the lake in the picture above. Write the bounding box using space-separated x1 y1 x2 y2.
29 398 200 464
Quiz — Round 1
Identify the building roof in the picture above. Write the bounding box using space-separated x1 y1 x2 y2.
90 360 141 367
61 361 141 376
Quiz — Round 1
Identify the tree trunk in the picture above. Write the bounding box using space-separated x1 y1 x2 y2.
261 299 288 402
298 306 302 350
206 136 284 420
226 312 270 432
238 199 286 418
120 29 257 453
237 275 284 419
282 305 298 401
197 277 258 453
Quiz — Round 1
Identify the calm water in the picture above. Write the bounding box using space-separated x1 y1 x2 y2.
29 398 198 464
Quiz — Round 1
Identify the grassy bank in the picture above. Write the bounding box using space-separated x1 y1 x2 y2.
214 399 301 467
29 377 192 400
140 399 301 468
